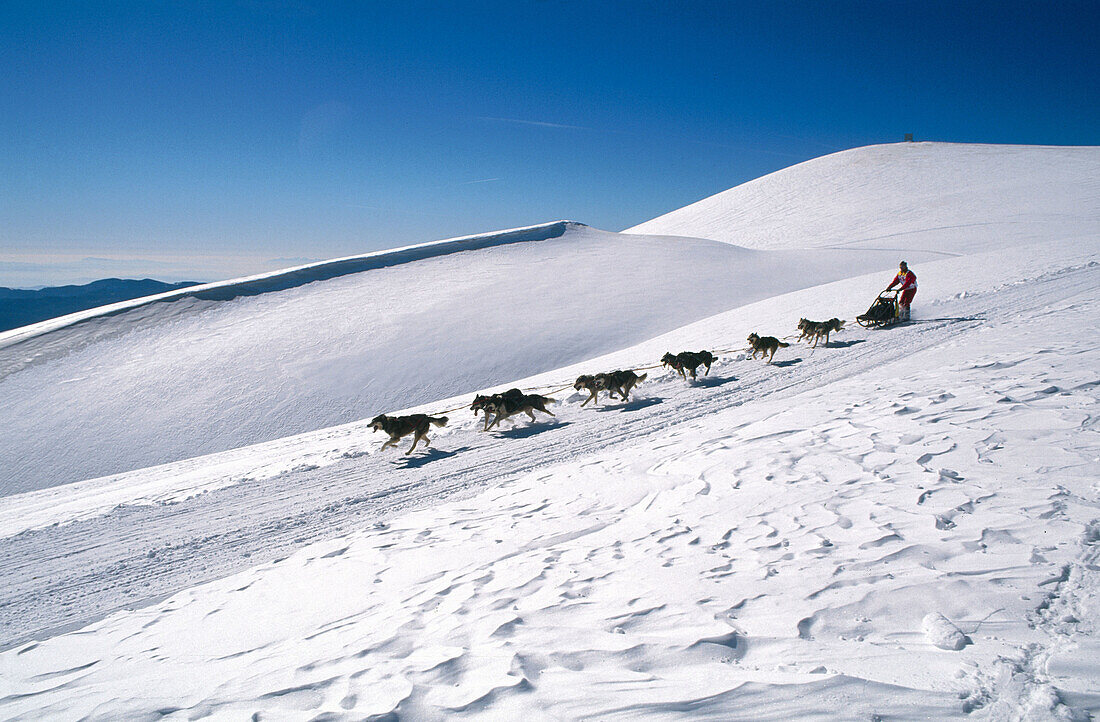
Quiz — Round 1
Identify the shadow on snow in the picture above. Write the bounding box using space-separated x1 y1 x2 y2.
691 375 737 388
819 339 866 349
593 396 663 412
495 421 571 440
393 446 472 468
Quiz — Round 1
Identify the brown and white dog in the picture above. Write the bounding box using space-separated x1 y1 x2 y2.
661 351 715 380
747 333 788 362
797 318 845 348
574 370 647 406
472 388 556 430
484 390 556 430
369 413 448 455
471 388 524 431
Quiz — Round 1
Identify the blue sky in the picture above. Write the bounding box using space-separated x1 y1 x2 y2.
2 0 1098 286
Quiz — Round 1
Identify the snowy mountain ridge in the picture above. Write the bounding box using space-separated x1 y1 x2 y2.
0 220 580 350
626 142 1100 253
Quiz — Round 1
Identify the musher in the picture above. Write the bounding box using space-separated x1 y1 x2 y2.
885 261 917 322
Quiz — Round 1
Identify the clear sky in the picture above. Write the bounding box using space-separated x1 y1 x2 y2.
2 0 1098 286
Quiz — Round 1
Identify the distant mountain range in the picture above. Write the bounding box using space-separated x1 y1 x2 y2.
0 278 200 334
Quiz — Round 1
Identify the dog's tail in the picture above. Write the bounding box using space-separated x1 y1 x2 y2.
430 416 449 427
778 342 790 348
637 372 648 383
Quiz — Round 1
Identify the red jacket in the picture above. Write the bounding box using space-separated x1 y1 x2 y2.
890 270 917 291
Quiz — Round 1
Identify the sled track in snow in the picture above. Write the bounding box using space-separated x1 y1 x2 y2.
1 264 1096 649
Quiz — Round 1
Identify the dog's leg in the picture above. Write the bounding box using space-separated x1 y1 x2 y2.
406 433 423 455
381 437 398 451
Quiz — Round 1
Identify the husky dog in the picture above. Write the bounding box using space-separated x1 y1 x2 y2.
811 317 844 347
796 318 815 343
573 375 603 406
470 393 493 423
661 351 715 380
747 333 788 362
481 389 556 430
797 318 845 348
601 370 646 403
471 388 524 431
574 370 647 406
370 413 448 455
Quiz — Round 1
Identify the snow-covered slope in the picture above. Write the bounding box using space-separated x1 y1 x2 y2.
626 142 1100 253
3 233 1098 719
0 222 925 495
2 143 1098 719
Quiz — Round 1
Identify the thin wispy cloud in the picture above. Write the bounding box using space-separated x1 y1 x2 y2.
477 115 822 159
461 178 501 185
478 116 592 131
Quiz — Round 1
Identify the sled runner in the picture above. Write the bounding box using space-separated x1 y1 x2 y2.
856 289 901 328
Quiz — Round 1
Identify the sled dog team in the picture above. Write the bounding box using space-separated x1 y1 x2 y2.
372 316 846 454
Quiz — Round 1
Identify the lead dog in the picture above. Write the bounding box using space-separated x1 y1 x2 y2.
747 333 788 362
797 318 844 348
370 413 448 455
574 370 647 406
661 351 715 380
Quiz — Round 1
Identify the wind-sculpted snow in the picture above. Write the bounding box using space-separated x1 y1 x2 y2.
0 223 923 494
627 142 1100 254
2 240 1098 719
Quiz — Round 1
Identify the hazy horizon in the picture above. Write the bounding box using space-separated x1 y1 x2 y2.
3 1 1098 287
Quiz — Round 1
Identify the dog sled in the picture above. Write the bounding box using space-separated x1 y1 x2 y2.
856 289 900 328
